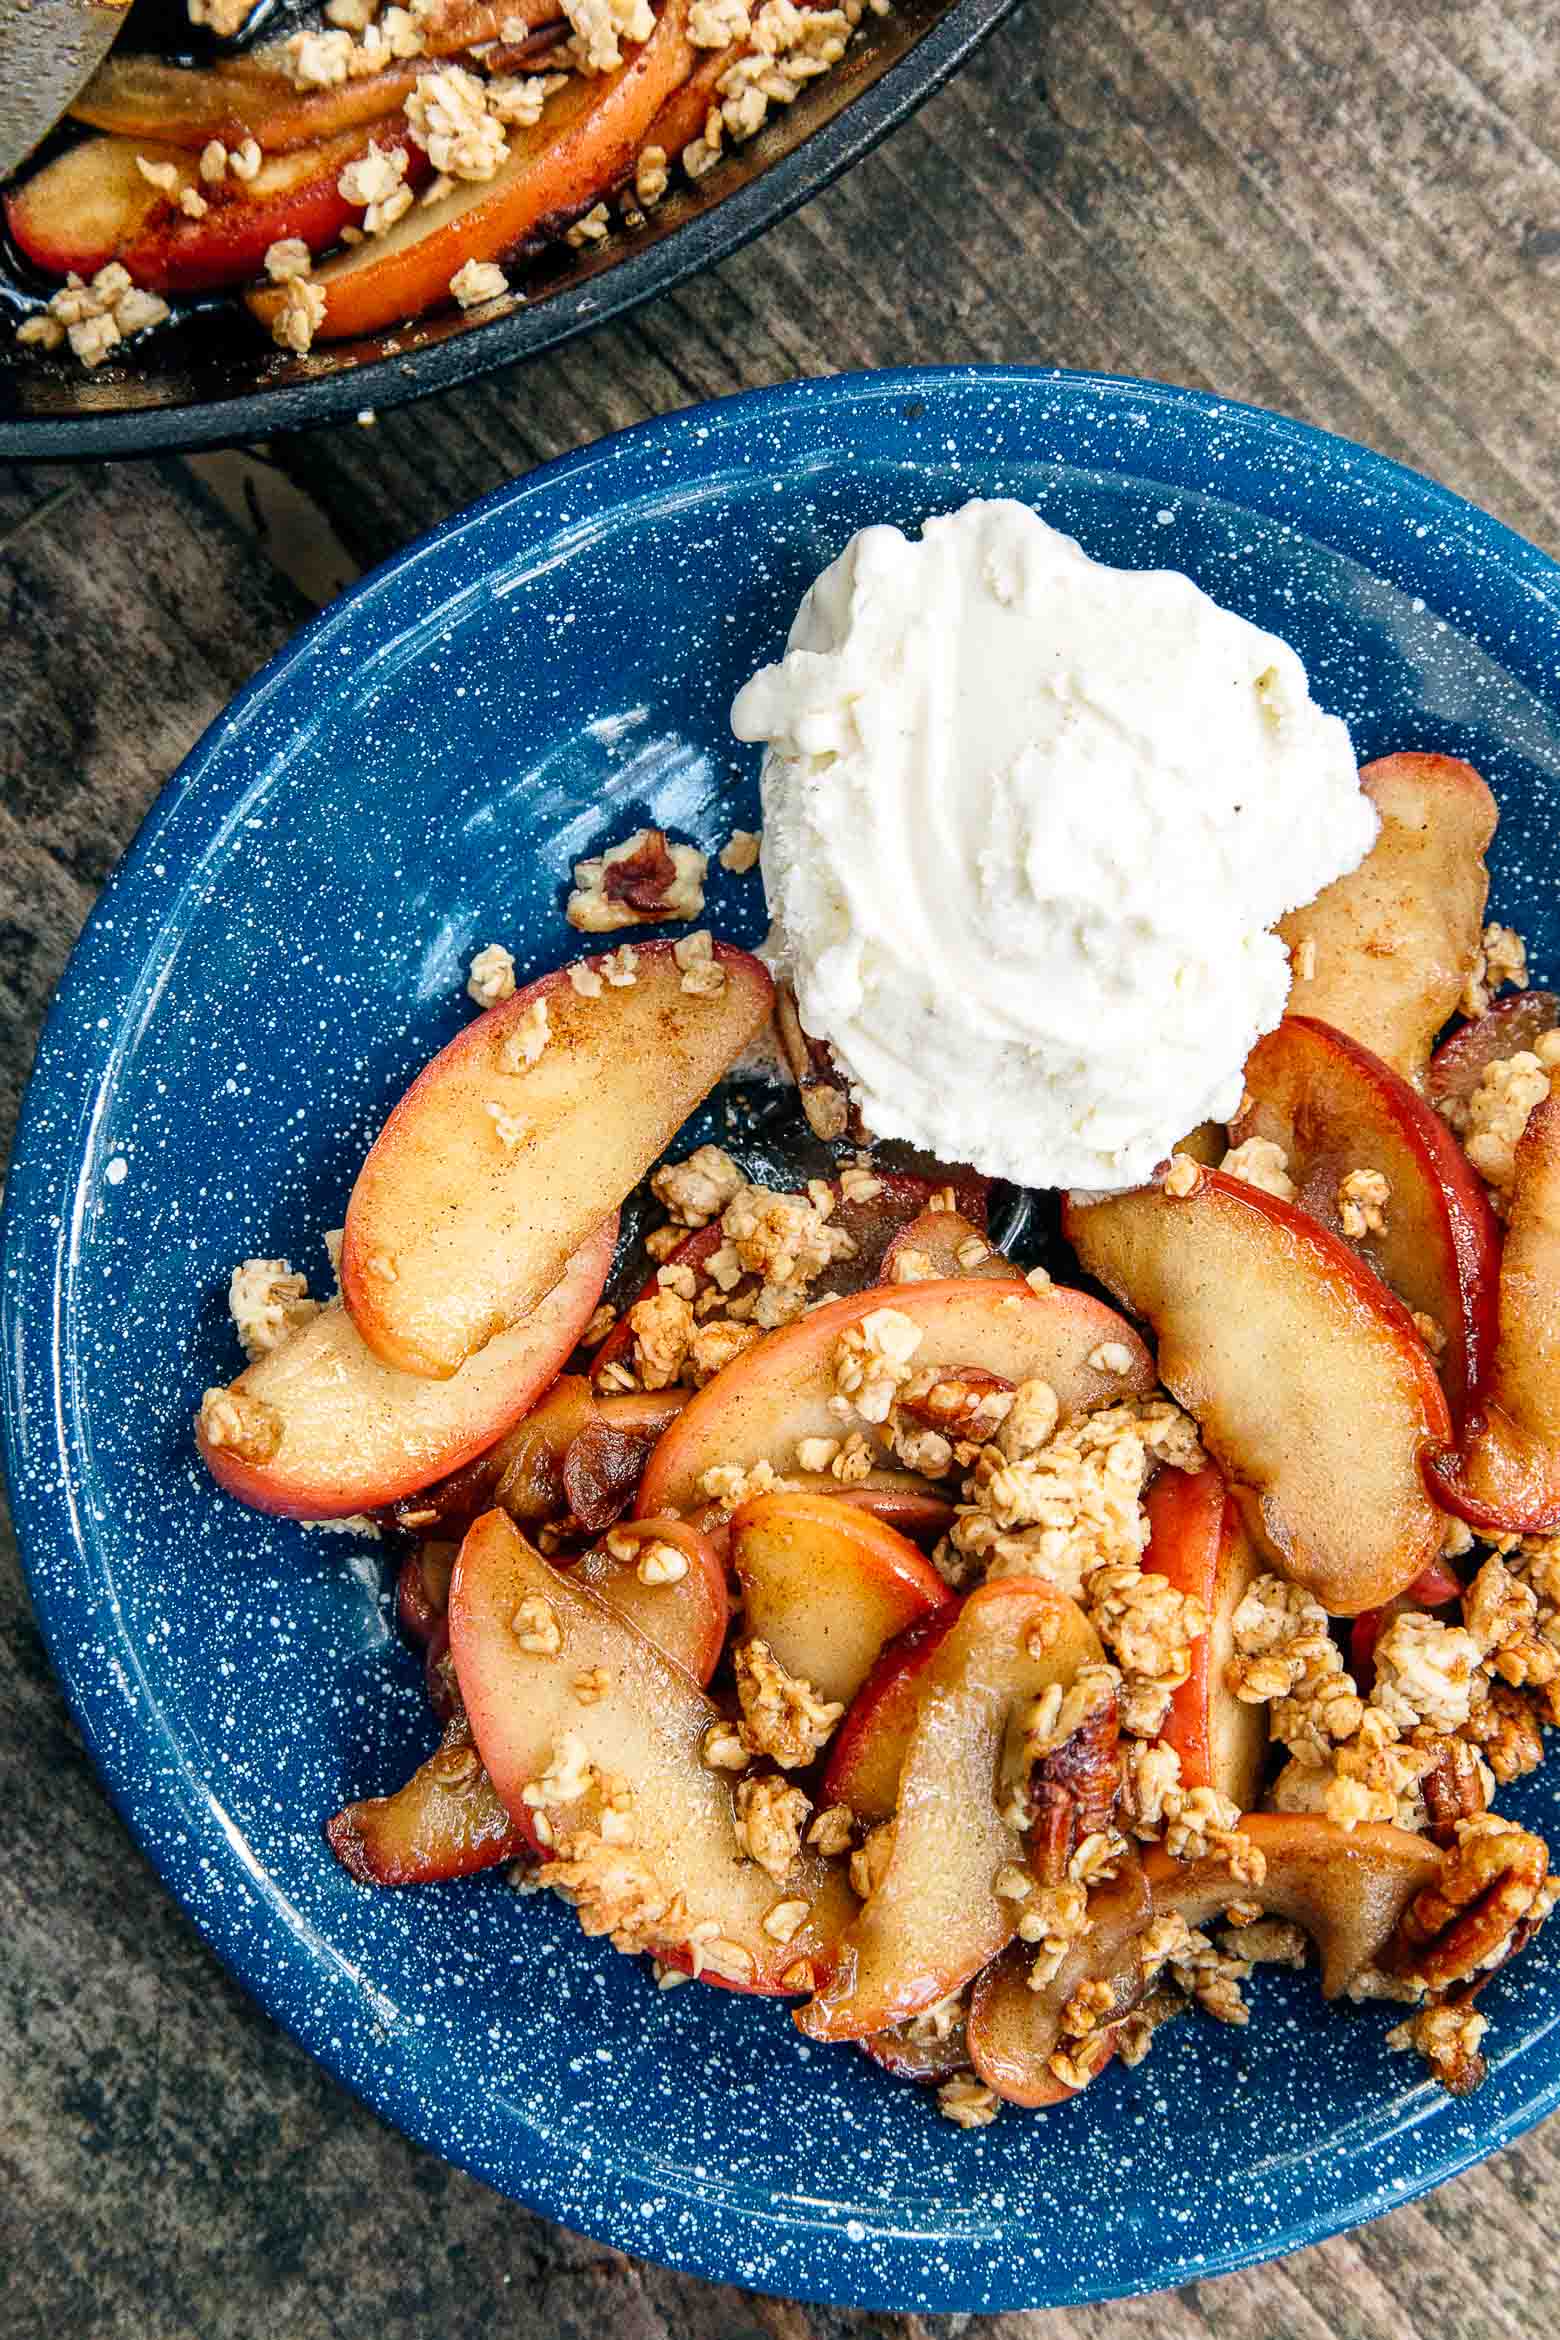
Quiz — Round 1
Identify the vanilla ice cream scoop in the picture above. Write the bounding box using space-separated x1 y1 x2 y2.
730 498 1377 1192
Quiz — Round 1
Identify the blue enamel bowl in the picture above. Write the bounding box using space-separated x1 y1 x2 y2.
6 367 1560 2313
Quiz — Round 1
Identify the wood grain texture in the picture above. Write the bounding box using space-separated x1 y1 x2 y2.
6 2 1560 2334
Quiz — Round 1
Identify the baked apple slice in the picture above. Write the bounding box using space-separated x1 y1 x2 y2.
833 1482 957 1543
396 1540 458 1644
1278 751 1497 1089
197 1217 614 1518
966 1861 1151 2107
635 1276 1153 1519
1141 1814 1442 1997
1430 990 1560 1118
795 1578 1104 2042
1065 1168 1452 1614
248 0 697 342
880 1208 1024 1285
820 1610 959 1824
1232 1015 1500 1427
858 2010 969 2087
449 1509 853 1990
342 938 771 1380
1431 1097 1560 1531
71 4 555 147
326 1712 527 1885
6 124 426 295
1143 1465 1266 1809
570 1515 727 1685
729 1492 952 1707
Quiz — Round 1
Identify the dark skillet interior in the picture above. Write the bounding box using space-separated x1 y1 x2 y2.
0 0 1017 458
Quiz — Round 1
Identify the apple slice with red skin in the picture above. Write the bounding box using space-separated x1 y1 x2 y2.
821 1610 960 1825
729 1491 953 1708
635 1276 1154 1520
449 1507 854 1988
966 1861 1151 2108
880 1208 1024 1285
1278 752 1497 1090
832 1482 956 1545
795 1578 1104 2043
326 1711 528 1885
569 1515 727 1685
1430 1097 1560 1532
1065 1168 1453 1615
1430 990 1560 1119
249 0 698 343
197 1217 614 1519
396 1539 458 1645
1141 1814 1442 1997
5 124 429 295
1143 1465 1267 1810
342 936 771 1381
1231 1014 1500 1428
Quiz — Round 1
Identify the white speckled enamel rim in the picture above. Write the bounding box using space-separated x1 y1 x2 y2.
6 369 1560 2311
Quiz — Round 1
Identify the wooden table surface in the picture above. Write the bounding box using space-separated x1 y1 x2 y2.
6 1 1560 2332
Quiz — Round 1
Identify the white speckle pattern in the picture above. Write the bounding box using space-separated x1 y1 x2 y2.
5 371 1560 2314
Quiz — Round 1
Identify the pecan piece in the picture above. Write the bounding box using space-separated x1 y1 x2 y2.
1461 1682 1545 1784
898 1366 1015 1443
1027 1681 1122 1881
567 828 707 930
1412 1729 1491 1835
560 1420 651 1534
1384 1817 1551 1992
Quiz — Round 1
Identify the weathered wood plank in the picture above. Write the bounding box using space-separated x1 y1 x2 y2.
8 3 1560 2335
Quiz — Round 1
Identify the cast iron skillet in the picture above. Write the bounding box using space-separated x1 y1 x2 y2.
0 0 1018 459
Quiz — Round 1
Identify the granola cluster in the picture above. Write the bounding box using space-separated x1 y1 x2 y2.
1443 1031 1560 1204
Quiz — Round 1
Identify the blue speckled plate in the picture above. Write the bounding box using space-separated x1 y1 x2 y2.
6 367 1560 2314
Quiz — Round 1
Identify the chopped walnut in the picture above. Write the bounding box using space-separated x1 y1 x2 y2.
1337 1166 1391 1240
733 1773 810 1880
567 957 605 999
337 138 412 232
1462 1681 1545 1783
633 1540 689 1587
1465 1553 1558 1692
227 1257 317 1361
567 828 707 929
197 1385 282 1464
1114 1986 1184 2066
937 2075 999 2129
522 1730 595 1811
762 1897 810 1943
466 941 516 1007
700 1720 750 1772
540 1831 676 1955
674 930 727 996
574 1666 613 1705
733 1637 844 1767
1018 1880 1089 1988
651 1142 743 1228
807 1803 855 1857
634 144 671 206
1460 923 1531 1020
1218 1136 1296 1200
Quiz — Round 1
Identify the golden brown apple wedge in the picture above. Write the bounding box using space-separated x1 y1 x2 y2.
1277 751 1497 1089
197 1217 614 1518
248 0 697 342
635 1276 1153 1519
820 1610 959 1824
449 1509 854 1990
71 4 559 147
1065 1168 1452 1615
729 1492 952 1708
1143 1465 1267 1810
342 938 770 1380
1430 990 1560 1118
1232 1014 1500 1428
5 123 427 294
1431 1097 1560 1532
326 1711 528 1885
795 1579 1104 2043
858 2011 970 2087
1141 1815 1442 1997
569 1515 728 1684
966 1861 1151 2107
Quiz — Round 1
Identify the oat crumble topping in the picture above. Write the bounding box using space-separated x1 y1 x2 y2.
1386 2000 1489 2094
450 258 510 308
732 1772 810 1879
271 274 328 354
466 941 517 1006
1336 1166 1391 1240
198 1385 282 1464
937 2075 999 2128
806 1802 855 1857
500 994 551 1071
337 139 414 232
832 1307 923 1425
1018 1879 1089 1987
1460 922 1530 1020
700 1720 750 1772
733 1637 845 1766
719 827 762 873
1447 1037 1560 1200
566 201 613 247
1218 1136 1296 1201
635 145 671 206
674 930 727 996
227 1257 318 1360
